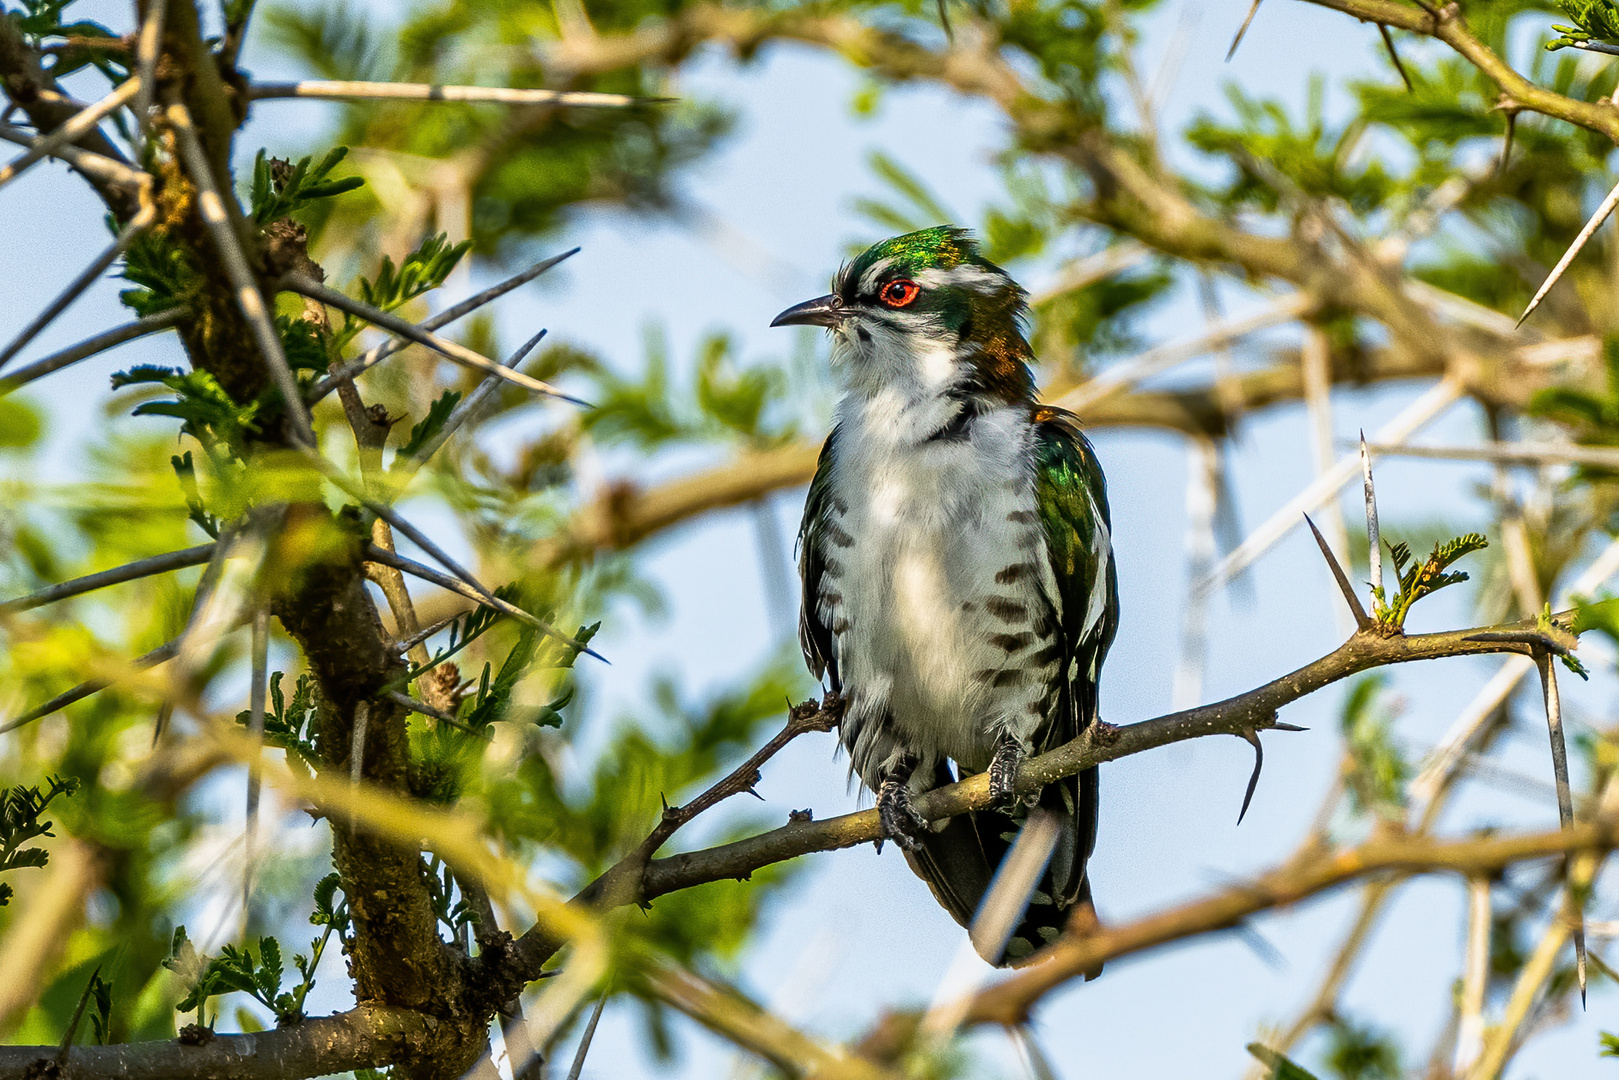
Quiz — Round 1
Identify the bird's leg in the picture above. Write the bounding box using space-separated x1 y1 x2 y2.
876 755 927 853
988 735 1026 809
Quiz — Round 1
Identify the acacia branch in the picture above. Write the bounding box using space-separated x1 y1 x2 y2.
1292 0 1619 142
963 817 1619 1026
629 610 1596 906
0 1006 438 1080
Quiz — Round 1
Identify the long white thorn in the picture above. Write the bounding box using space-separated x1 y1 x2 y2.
309 250 577 401
1361 430 1381 602
395 328 548 478
243 603 269 941
247 80 653 109
1535 650 1585 1003
285 274 587 407
0 77 141 191
0 205 154 371
1200 377 1461 594
167 104 316 446
0 310 185 393
1519 175 1619 327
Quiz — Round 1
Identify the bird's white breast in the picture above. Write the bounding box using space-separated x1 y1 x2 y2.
818 390 1062 791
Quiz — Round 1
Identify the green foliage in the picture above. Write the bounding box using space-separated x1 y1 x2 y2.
119 229 199 318
0 398 43 449
354 234 471 316
582 331 795 450
1247 1043 1322 1080
88 972 113 1045
1339 677 1408 822
113 366 263 458
391 389 463 466
1323 1019 1401 1080
1188 79 1392 216
0 775 78 907
163 879 348 1029
235 673 320 779
1548 0 1619 48
424 857 475 940
171 451 220 538
1601 1030 1619 1056
852 151 955 237
249 148 366 226
1372 533 1489 629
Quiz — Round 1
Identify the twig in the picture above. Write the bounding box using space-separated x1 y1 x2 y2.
1534 650 1585 1001
359 540 600 659
0 77 141 191
606 605 1611 930
0 204 154 371
1565 38 1619 57
1378 24 1413 91
964 812 1619 1027
380 689 482 736
647 966 897 1080
283 273 586 407
309 250 577 401
243 604 269 940
1366 440 1619 471
1172 438 1220 708
350 702 368 786
563 992 608 1080
967 808 1062 964
246 80 653 108
0 123 147 190
389 611 465 655
1200 377 1462 593
132 0 164 139
0 544 215 614
394 328 548 478
1519 175 1619 326
581 694 843 910
56 964 101 1066
165 104 315 446
1303 512 1370 629
0 638 180 735
1226 0 1264 60
1028 242 1150 306
0 309 185 393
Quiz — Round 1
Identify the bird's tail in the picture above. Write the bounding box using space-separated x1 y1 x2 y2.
903 762 1101 969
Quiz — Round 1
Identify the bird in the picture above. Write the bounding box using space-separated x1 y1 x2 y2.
772 225 1119 967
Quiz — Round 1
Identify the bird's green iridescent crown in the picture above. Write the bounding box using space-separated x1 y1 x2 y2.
840 225 991 287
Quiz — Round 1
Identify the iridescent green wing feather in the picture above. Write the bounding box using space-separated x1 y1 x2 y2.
797 428 842 691
1032 404 1119 723
1027 406 1117 916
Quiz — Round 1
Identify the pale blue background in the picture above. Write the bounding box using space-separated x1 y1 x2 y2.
3 1 1615 1076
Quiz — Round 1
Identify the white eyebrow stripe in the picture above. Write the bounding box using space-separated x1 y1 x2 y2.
859 258 895 294
917 264 1008 294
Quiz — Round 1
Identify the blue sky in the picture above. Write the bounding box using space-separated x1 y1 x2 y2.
4 0 1617 1076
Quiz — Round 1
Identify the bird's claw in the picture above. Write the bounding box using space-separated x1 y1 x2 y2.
988 739 1025 809
876 780 928 852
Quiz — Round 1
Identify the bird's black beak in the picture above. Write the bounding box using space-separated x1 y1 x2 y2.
771 294 845 328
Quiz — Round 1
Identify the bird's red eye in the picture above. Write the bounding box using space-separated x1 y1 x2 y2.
880 279 920 308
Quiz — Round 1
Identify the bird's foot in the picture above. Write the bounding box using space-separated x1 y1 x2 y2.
876 779 928 853
988 738 1026 809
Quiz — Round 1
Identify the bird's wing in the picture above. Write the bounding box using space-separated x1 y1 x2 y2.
1028 405 1119 913
797 428 842 691
1032 404 1119 733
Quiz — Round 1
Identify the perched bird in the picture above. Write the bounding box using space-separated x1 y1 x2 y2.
773 226 1118 966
